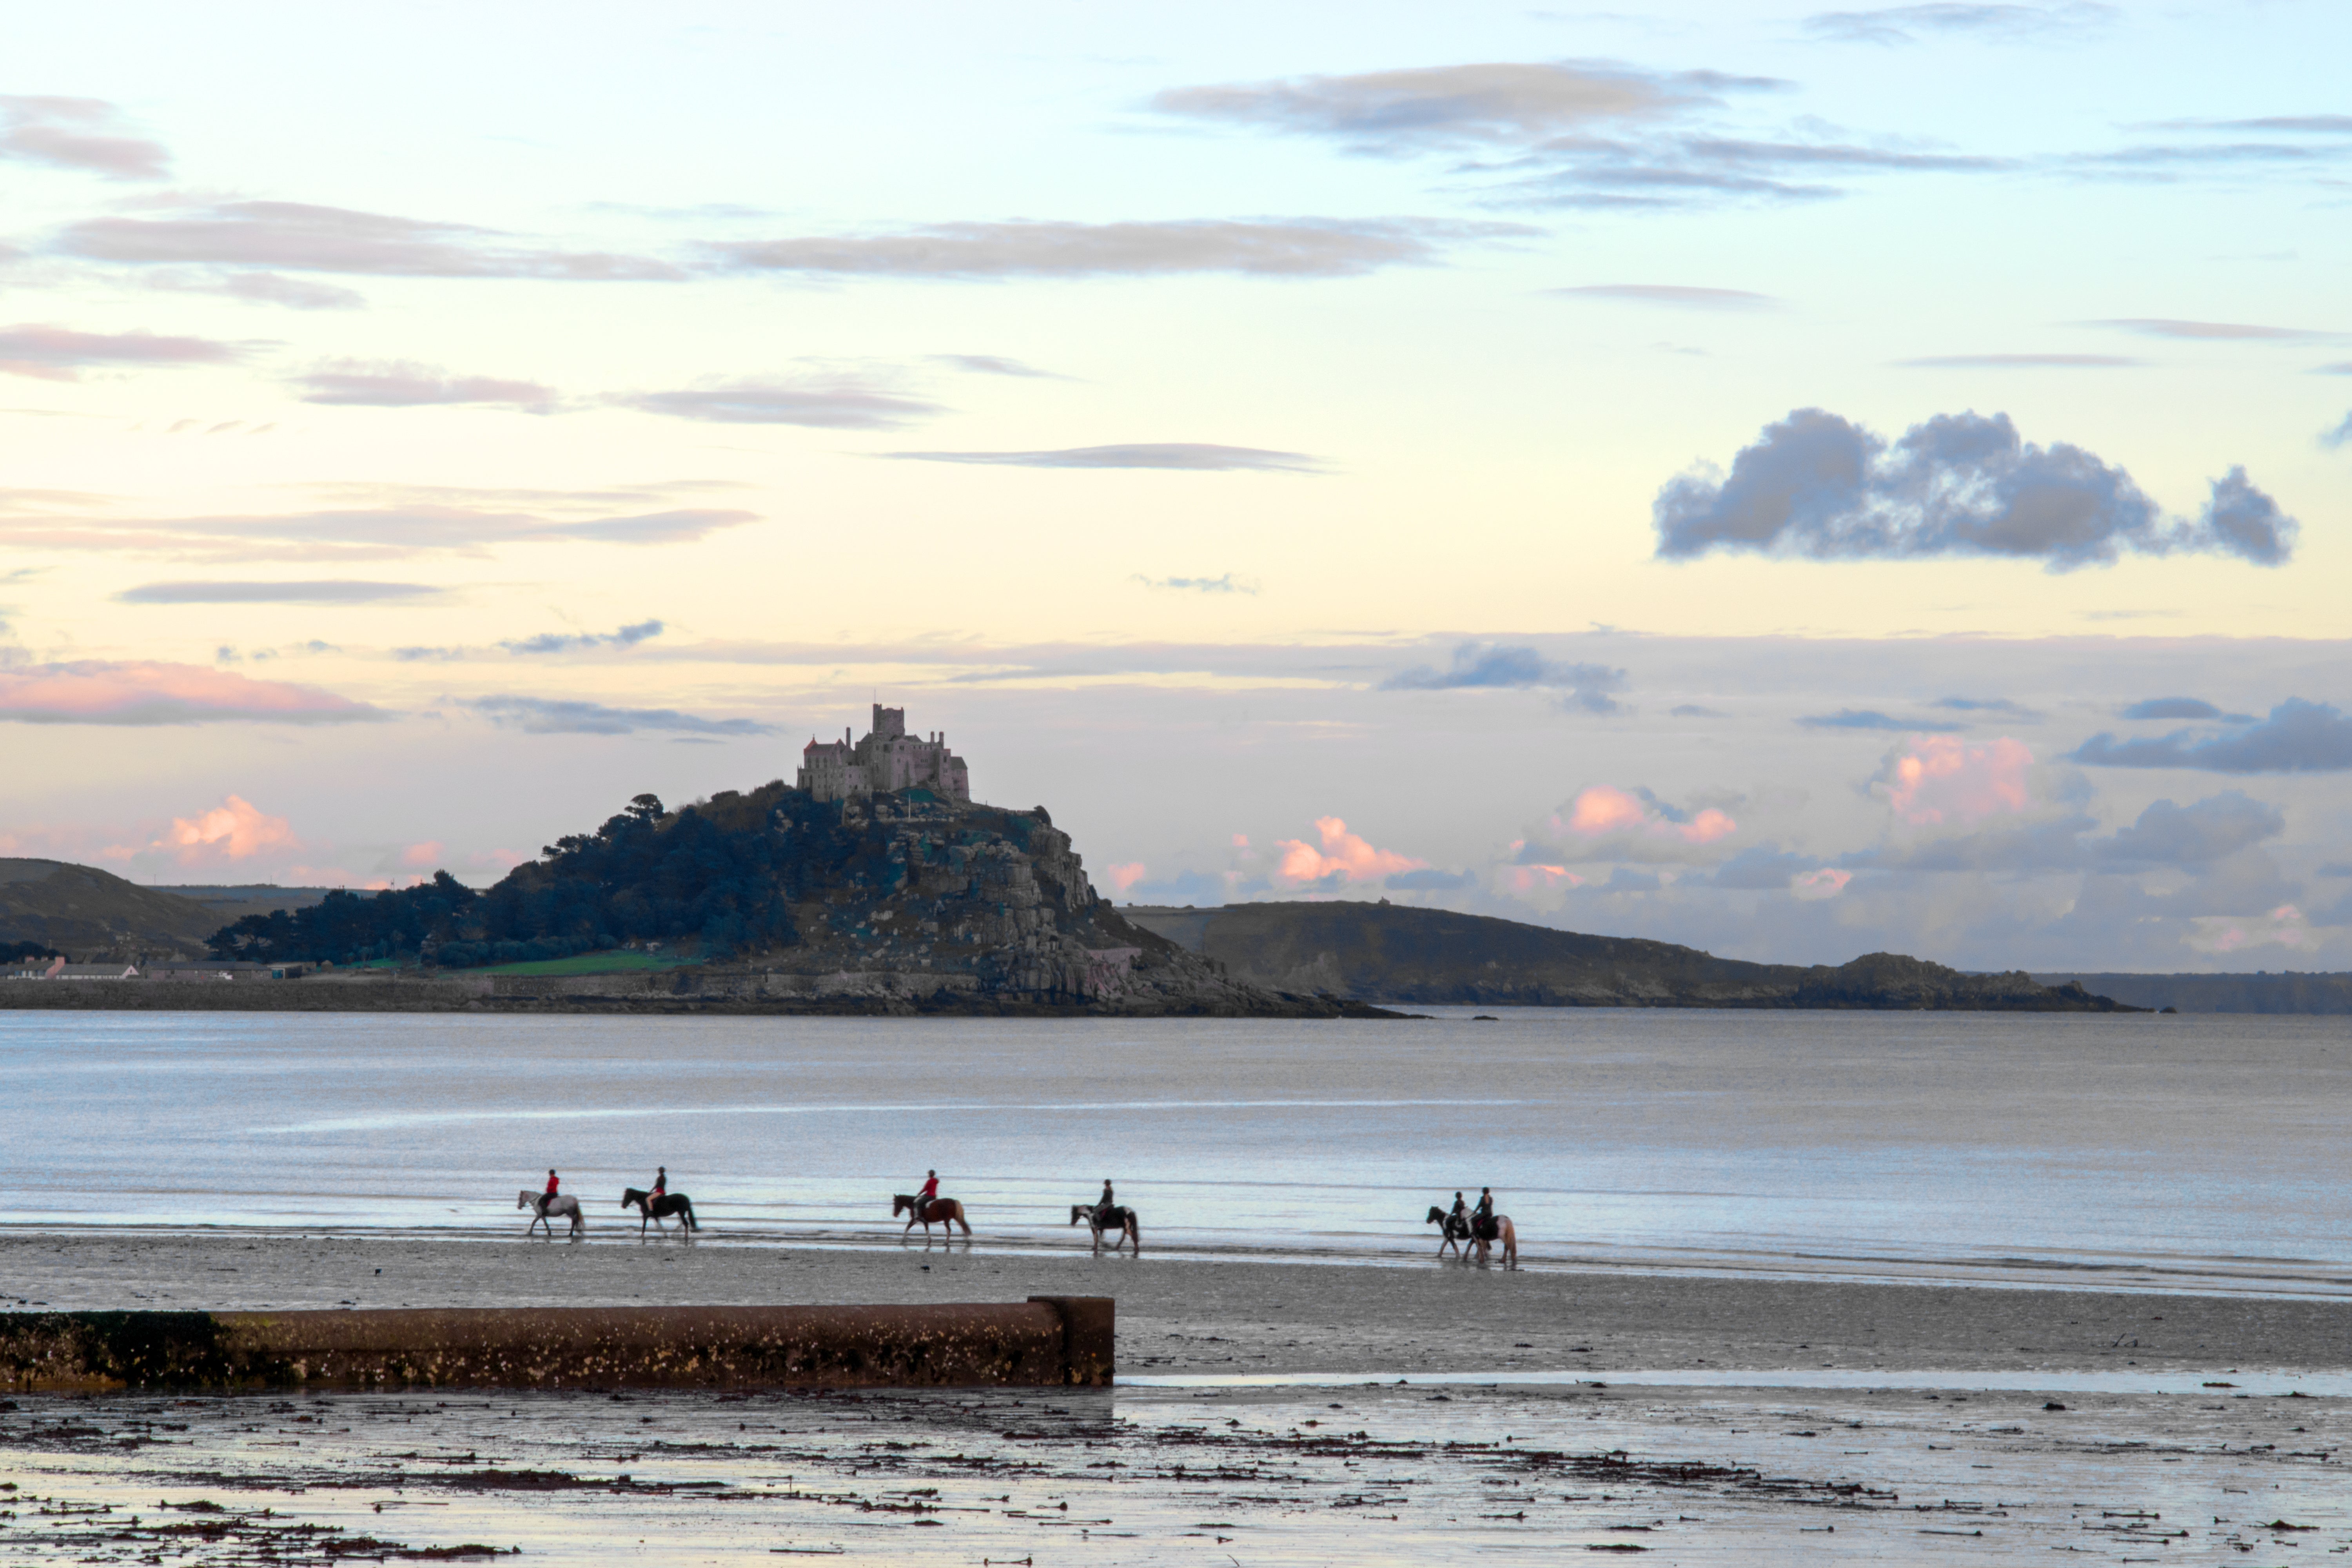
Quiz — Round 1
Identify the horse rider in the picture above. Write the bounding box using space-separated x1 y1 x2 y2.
545 1169 561 1202
917 1169 940 1216
1449 1191 1468 1232
1095 1179 1117 1226
1473 1187 1496 1241
650 1166 667 1202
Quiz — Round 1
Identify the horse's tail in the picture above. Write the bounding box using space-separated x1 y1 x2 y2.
682 1198 697 1231
1129 1216 1141 1253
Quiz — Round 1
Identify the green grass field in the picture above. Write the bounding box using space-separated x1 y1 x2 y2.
464 951 697 977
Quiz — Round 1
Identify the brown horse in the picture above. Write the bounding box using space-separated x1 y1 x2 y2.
1070 1203 1141 1255
1469 1214 1519 1269
893 1192 970 1238
621 1187 697 1236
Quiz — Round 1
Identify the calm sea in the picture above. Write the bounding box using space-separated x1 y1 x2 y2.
5 1009 2345 1296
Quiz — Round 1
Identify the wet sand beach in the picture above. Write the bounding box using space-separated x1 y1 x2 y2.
4 1233 2348 1377
6 1236 2347 1564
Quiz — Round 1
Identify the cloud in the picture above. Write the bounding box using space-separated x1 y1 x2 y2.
2073 698 2352 773
1382 642 1628 711
1708 844 1826 889
290 361 557 412
1134 574 1257 594
1653 408 2296 569
117 580 443 605
1536 785 1737 862
0 323 242 381
888 443 1316 471
1274 816 1428 884
2187 904 2317 955
61 200 685 280
1896 353 2139 368
1386 867 1477 891
499 619 664 655
1875 735 2034 825
2094 792 2284 867
1549 283 1775 309
145 270 365 310
2323 411 2352 450
930 354 1064 379
1803 4 2116 45
2121 697 2227 720
154 795 299 865
1799 708 1966 732
1670 703 1726 718
1791 866 1853 899
14 499 760 560
1933 696 2039 717
1853 813 2096 873
464 695 774 736
0 660 379 724
615 378 938 428
710 218 1497 279
2089 318 2326 341
2152 116 2352 136
1150 62 1749 150
1102 862 1149 896
2317 362 2352 376
0 96 169 179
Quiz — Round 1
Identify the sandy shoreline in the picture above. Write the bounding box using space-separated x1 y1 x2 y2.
7 1234 2345 1564
6 1232 2345 1378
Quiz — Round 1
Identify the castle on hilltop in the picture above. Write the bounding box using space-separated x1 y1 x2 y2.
798 705 971 804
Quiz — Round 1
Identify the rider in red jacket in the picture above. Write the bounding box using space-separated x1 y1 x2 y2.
918 1170 939 1207
545 1169 560 1198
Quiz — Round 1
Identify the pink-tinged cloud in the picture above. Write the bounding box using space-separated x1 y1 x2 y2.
0 323 241 381
1503 863 1584 893
1274 817 1428 883
2189 904 2317 955
1791 867 1853 900
1561 785 1736 844
399 840 445 869
156 796 299 866
1103 861 1148 895
0 96 169 180
0 661 382 725
1881 735 2033 826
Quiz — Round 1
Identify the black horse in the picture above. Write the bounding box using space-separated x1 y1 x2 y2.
621 1187 697 1236
1425 1204 1473 1258
1070 1203 1141 1255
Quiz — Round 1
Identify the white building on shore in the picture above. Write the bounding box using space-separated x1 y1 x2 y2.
798 705 971 804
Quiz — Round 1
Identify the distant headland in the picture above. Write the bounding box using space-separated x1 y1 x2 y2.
0 703 2248 1016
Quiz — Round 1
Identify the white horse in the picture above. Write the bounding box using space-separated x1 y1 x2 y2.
518 1189 584 1238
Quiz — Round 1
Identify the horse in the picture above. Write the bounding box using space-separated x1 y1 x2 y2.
893 1193 970 1238
517 1189 583 1238
1070 1203 1141 1256
621 1187 697 1236
1469 1213 1519 1270
1425 1205 1473 1258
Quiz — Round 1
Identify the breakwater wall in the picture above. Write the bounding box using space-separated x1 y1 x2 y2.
0 1298 1113 1394
0 972 1396 1017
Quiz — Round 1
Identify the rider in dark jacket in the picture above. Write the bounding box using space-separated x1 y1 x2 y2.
1473 1188 1495 1240
1096 1180 1117 1225
651 1167 667 1200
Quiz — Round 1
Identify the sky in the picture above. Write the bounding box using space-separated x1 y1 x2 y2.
2 0 2348 972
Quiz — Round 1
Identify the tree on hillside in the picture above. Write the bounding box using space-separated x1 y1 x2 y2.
207 789 809 967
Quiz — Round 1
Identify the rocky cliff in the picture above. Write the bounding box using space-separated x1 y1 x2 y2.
1122 901 2138 1011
